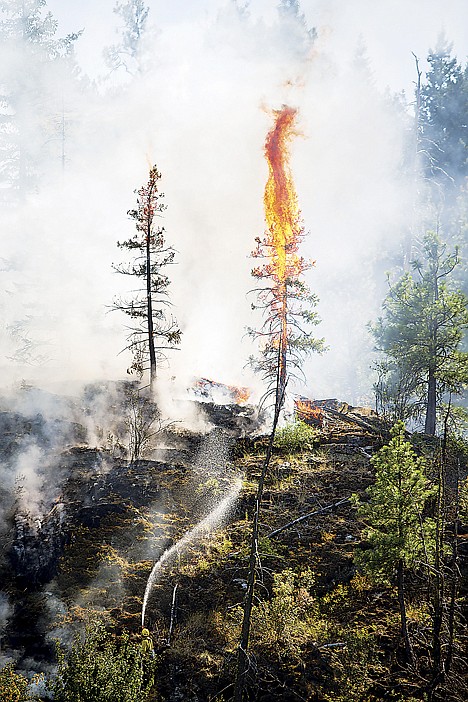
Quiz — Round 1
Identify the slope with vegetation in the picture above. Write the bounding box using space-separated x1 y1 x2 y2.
1 400 466 701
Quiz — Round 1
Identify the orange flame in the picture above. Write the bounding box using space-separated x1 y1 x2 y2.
253 106 311 401
294 398 324 426
263 106 303 282
193 378 251 405
227 384 251 405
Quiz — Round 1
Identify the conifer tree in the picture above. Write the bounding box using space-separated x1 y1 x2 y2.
104 0 149 77
372 232 468 434
233 106 324 702
419 36 468 193
0 0 81 201
112 165 181 391
353 421 436 665
50 621 154 702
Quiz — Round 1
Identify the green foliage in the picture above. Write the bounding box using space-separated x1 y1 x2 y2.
250 569 318 660
372 232 468 433
420 36 468 190
321 626 381 702
352 421 436 583
0 664 37 702
273 420 319 452
228 569 382 700
49 621 154 702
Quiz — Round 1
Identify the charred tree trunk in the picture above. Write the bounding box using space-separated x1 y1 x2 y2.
275 286 288 410
146 225 156 391
445 464 460 680
397 558 414 667
233 401 282 702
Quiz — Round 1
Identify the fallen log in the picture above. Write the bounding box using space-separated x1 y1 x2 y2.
322 406 384 434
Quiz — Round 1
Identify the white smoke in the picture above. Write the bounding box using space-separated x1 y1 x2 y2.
1 0 467 403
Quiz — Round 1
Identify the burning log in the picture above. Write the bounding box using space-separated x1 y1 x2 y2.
294 397 325 426
295 397 383 434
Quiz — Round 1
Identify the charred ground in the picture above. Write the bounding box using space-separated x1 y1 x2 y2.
0 388 467 701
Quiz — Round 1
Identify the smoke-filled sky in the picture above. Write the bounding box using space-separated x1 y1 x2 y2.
47 0 468 91
2 0 468 404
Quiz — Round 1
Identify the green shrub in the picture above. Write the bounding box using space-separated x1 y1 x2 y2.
250 569 320 660
273 421 319 453
0 664 38 702
49 621 154 702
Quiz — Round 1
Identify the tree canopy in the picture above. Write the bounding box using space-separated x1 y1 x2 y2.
372 232 468 434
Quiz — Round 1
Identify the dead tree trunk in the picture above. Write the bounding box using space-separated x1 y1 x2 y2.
232 402 282 702
397 558 414 667
146 228 156 391
425 367 437 435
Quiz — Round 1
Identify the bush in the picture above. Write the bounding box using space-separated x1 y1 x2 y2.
250 569 320 660
0 664 36 702
273 421 319 453
49 621 154 702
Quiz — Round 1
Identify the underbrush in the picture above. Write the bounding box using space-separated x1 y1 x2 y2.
273 420 320 453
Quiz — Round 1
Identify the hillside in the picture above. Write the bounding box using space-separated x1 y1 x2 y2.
0 386 466 701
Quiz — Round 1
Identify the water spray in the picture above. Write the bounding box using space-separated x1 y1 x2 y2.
141 479 241 627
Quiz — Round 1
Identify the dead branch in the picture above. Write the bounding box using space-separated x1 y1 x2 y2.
267 497 351 539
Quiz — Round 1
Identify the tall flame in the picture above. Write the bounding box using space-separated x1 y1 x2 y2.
263 106 303 283
252 106 310 406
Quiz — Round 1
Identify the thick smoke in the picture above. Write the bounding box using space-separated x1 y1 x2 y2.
1 0 467 402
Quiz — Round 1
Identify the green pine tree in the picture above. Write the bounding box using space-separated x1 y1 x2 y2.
420 35 468 193
372 232 468 434
0 0 82 201
353 421 436 664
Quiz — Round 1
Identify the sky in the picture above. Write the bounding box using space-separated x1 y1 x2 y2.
2 0 468 406
47 0 468 92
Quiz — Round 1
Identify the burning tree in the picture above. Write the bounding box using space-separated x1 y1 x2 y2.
234 106 324 702
112 165 181 391
249 106 325 409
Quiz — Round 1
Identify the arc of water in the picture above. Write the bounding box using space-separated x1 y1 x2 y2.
141 479 241 627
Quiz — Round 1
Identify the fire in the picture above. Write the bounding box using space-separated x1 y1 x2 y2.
193 378 251 405
252 106 312 403
262 106 303 282
294 397 324 426
228 384 251 405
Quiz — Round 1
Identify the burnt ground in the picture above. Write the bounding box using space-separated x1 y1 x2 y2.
0 398 467 701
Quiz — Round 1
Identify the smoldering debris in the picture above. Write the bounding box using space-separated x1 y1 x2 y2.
0 378 259 671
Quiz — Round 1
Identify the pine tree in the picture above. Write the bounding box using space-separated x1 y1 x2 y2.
372 232 468 434
112 165 181 391
419 36 468 194
0 0 81 201
233 106 324 702
353 421 436 664
49 621 153 702
104 0 150 77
